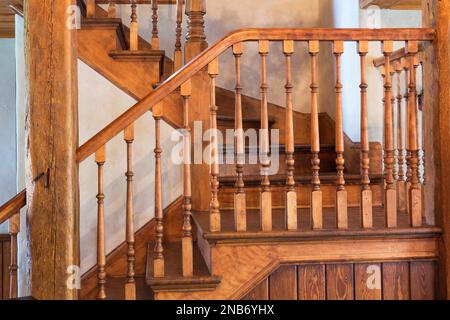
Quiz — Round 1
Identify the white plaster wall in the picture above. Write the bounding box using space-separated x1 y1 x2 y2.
78 61 182 273
0 38 17 234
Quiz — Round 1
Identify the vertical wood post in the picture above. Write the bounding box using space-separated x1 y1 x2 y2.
396 62 407 213
422 0 450 298
284 40 297 231
358 41 373 229
184 0 210 212
174 0 184 71
25 0 79 299
334 41 347 229
95 146 106 300
151 0 160 49
130 2 138 51
309 40 322 230
9 213 19 299
382 41 397 228
87 0 95 18
108 0 116 18
124 125 136 300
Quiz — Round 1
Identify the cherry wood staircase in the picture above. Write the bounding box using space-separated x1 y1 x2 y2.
0 0 443 300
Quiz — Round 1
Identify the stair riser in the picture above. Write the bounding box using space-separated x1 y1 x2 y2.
218 184 384 209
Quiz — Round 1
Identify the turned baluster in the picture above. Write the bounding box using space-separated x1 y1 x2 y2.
395 62 407 212
382 41 397 228
151 0 160 49
358 41 372 229
124 125 136 300
95 145 107 300
107 0 116 18
284 40 297 231
208 60 221 232
87 0 95 18
153 105 165 278
174 0 184 71
130 2 138 51
334 41 347 229
181 80 193 276
403 58 412 215
233 43 247 232
309 40 322 230
390 68 397 182
259 40 272 232
407 41 422 227
420 61 425 185
9 212 19 299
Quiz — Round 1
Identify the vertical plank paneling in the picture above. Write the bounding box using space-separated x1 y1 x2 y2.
298 264 325 300
354 263 382 300
243 279 269 300
410 261 436 300
382 262 410 300
269 266 297 300
326 264 354 300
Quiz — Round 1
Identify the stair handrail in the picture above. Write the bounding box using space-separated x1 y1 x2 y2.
75 27 434 162
0 189 26 225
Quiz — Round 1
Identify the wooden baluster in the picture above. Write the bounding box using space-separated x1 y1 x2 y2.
390 68 398 183
407 41 422 227
309 40 322 230
124 125 136 300
208 60 221 232
153 104 164 278
9 212 19 299
151 0 160 49
233 43 247 232
334 41 347 229
87 0 95 18
95 145 107 300
419 61 425 185
259 40 272 232
396 62 407 212
358 41 372 229
382 41 397 228
107 0 116 18
284 40 297 230
402 58 412 215
174 0 184 71
130 2 138 51
181 80 193 276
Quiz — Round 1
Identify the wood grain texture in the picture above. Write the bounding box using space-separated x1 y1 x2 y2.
382 262 410 300
242 278 269 300
410 261 436 300
355 263 382 300
326 264 354 300
298 264 325 300
269 265 297 300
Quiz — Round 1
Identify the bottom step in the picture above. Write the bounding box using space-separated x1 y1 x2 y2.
145 242 221 293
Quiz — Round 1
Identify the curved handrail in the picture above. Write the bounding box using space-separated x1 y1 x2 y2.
0 189 26 225
75 28 435 163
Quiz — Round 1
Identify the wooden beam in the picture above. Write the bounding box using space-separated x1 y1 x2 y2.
25 0 79 299
422 0 450 299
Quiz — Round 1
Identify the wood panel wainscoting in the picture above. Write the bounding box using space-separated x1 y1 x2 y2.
244 260 437 300
0 235 11 300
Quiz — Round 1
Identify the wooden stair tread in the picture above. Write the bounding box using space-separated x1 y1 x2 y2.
217 115 276 125
218 173 384 185
145 242 220 292
192 207 440 244
109 50 166 63
82 276 154 300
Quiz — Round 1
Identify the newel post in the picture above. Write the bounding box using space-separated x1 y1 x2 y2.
184 0 210 211
422 0 450 299
25 0 80 299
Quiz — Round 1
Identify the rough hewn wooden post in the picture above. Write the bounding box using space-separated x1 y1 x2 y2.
184 0 210 211
25 0 79 299
422 0 450 299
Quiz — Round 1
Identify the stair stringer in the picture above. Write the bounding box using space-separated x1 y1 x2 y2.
153 234 439 300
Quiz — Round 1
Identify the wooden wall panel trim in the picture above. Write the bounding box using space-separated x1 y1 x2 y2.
269 266 297 300
355 263 382 300
326 264 354 300
410 261 436 300
382 262 410 300
298 264 325 300
242 279 269 300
